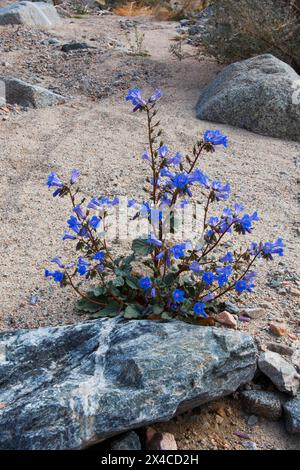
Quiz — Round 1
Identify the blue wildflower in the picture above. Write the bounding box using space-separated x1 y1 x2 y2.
67 215 81 234
233 203 245 215
141 150 150 161
158 145 169 158
189 260 203 273
62 232 76 241
235 280 247 292
237 211 259 234
219 252 234 263
51 257 65 268
148 89 163 103
170 243 185 259
262 238 284 259
89 215 101 230
45 269 64 286
47 172 63 188
189 168 210 188
212 181 231 201
167 152 182 166
222 207 232 218
93 251 105 262
87 197 101 210
73 205 85 220
111 197 119 206
125 88 146 111
172 289 185 303
139 277 152 290
202 271 215 285
140 201 151 217
52 188 62 198
235 272 256 293
70 169 80 185
202 292 215 302
204 130 228 148
171 173 190 190
77 257 90 276
193 302 208 317
208 216 219 227
128 198 136 208
147 233 163 247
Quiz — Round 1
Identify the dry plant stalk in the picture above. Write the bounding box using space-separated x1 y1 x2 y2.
113 1 154 16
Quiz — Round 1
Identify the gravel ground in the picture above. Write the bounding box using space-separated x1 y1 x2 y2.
0 9 300 449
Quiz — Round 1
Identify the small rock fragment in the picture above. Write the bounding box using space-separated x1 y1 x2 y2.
242 440 257 450
223 301 240 314
266 342 294 356
234 431 251 439
239 316 251 322
241 391 282 420
61 42 96 53
215 311 237 329
246 415 259 427
258 351 300 396
290 288 300 297
269 322 287 337
242 307 264 319
283 395 300 434
111 431 141 450
146 429 177 450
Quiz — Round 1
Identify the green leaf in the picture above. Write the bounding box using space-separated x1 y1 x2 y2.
95 301 121 317
93 286 105 297
161 312 173 320
125 276 139 289
132 238 153 256
163 273 177 286
152 304 164 315
122 254 135 266
77 298 102 313
112 276 125 287
124 304 143 319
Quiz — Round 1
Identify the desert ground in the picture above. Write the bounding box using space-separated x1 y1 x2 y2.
0 9 300 450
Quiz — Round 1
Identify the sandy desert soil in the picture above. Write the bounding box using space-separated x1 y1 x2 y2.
0 8 300 450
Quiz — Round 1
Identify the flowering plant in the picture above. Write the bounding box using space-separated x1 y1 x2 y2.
45 89 284 323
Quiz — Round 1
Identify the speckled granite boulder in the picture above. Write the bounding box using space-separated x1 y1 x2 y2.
0 77 65 108
0 318 257 449
0 2 61 27
196 54 300 141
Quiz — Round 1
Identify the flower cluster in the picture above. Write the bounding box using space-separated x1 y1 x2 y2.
44 88 284 324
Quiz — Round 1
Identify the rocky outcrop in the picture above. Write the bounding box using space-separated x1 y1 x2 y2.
0 77 65 108
196 54 300 142
0 318 257 449
0 1 61 28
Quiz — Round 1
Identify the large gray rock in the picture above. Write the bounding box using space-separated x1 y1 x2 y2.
0 1 61 27
258 351 300 396
196 54 300 142
0 76 65 108
283 395 300 434
0 318 257 449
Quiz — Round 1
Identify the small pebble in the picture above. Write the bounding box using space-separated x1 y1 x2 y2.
246 415 258 427
243 441 257 450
